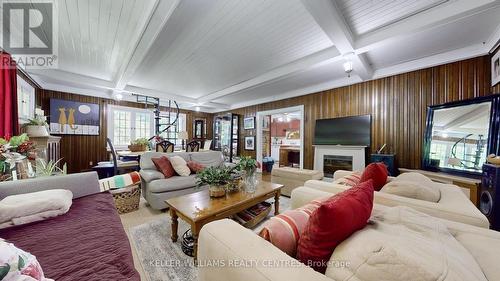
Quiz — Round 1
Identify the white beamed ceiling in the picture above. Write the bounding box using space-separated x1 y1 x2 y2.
19 0 500 113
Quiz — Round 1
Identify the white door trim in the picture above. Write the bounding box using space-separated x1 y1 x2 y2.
256 105 305 172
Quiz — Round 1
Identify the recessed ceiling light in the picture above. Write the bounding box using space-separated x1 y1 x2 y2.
195 106 200 112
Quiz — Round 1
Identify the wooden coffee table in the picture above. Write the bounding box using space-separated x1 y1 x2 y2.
165 181 284 260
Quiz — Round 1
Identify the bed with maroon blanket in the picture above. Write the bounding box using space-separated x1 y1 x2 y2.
0 192 140 281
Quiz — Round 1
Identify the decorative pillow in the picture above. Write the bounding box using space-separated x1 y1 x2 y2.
258 199 327 257
381 181 441 202
360 162 388 191
169 156 191 177
337 172 361 187
0 239 52 281
297 180 374 273
187 160 205 174
151 157 176 178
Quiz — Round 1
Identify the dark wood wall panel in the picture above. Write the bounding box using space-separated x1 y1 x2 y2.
225 55 498 170
35 89 213 173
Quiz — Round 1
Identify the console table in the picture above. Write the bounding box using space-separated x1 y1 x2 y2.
399 168 480 206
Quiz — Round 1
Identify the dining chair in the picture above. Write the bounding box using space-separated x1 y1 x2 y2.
203 139 212 150
186 140 200 152
156 140 175 153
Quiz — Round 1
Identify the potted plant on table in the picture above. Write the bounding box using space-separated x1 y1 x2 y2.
236 156 261 193
128 138 149 152
196 166 233 198
22 116 49 137
0 134 37 181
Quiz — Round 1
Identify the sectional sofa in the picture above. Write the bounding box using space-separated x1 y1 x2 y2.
198 185 500 281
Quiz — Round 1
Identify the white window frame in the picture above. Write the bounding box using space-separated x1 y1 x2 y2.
107 105 155 150
17 74 35 123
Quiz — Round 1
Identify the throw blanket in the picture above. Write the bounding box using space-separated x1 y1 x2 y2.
0 189 73 229
99 171 141 192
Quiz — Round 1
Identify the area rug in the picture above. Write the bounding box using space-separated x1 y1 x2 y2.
129 196 291 281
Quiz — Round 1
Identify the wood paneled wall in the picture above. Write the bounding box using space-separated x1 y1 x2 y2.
35 89 213 173
224 55 500 170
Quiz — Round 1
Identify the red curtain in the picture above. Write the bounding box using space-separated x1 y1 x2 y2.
0 51 19 139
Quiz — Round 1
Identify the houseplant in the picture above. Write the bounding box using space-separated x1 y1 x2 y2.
0 134 37 180
128 138 149 152
196 166 233 197
22 116 49 137
236 156 261 193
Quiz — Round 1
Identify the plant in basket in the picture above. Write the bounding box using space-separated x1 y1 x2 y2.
196 166 233 198
129 138 149 152
0 134 37 181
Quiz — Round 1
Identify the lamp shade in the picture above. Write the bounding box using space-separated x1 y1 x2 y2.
178 131 189 140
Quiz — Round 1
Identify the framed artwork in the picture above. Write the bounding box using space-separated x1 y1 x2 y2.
49 99 100 135
245 136 255 150
493 48 500 87
244 117 255 130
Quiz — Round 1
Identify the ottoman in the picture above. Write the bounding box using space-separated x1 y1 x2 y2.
271 167 323 197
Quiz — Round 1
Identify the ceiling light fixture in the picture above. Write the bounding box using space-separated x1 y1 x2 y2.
195 106 200 112
342 52 355 77
113 92 123 101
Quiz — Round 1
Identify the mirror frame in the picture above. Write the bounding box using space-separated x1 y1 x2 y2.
423 94 500 177
193 119 205 139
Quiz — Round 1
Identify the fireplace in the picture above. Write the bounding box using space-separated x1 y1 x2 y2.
323 155 353 178
314 145 366 179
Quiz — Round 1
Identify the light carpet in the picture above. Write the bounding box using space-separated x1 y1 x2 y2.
129 196 291 281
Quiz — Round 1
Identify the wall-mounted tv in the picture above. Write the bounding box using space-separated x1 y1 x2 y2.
314 115 371 146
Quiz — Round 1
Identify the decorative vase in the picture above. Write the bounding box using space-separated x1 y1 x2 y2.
243 168 258 193
209 185 226 198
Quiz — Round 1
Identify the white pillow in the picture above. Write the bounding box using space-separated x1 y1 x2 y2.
380 180 441 202
169 156 191 176
325 206 487 281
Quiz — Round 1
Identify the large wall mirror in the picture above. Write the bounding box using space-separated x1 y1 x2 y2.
423 95 500 176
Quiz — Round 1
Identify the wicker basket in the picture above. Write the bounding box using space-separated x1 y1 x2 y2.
128 144 147 152
110 184 141 214
234 202 272 229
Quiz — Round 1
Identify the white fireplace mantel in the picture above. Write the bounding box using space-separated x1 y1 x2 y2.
314 145 367 178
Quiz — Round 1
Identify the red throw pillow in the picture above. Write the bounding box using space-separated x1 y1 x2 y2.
187 160 205 174
296 180 374 273
360 162 388 191
151 156 176 178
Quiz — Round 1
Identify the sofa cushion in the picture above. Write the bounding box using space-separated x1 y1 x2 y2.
325 206 487 281
336 172 361 187
271 167 324 181
258 199 326 257
189 151 224 168
297 180 374 273
140 151 190 170
152 157 176 178
360 162 388 191
169 156 191 177
381 180 441 202
148 175 198 193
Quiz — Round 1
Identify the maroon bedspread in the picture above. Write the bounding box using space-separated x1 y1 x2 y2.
0 193 140 281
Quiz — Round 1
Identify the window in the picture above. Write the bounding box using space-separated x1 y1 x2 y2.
17 74 35 123
107 105 155 149
159 112 187 147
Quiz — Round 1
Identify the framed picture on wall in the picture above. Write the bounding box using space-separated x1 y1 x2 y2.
244 117 255 129
245 136 255 150
493 48 500 87
49 99 100 135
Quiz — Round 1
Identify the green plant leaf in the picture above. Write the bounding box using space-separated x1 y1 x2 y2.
17 255 25 270
0 264 10 279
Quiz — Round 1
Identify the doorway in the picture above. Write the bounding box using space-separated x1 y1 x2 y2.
256 105 305 173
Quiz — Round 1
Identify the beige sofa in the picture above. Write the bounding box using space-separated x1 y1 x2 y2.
198 186 500 281
139 150 224 209
300 170 489 228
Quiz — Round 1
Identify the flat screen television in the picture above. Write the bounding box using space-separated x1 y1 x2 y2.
314 115 371 146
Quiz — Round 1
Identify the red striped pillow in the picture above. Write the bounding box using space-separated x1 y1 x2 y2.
258 198 327 257
338 172 361 187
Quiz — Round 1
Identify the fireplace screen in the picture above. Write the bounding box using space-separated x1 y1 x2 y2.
323 155 353 178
